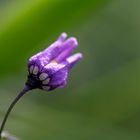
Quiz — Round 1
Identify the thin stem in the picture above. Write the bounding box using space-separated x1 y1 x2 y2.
0 85 31 139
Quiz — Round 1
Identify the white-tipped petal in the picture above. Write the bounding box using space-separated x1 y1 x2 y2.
33 66 39 75
39 73 48 81
29 65 34 73
42 78 50 85
58 32 67 41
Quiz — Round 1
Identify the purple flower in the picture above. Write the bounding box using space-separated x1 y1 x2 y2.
26 33 83 91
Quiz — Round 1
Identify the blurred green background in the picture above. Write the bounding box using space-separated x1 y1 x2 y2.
0 0 140 139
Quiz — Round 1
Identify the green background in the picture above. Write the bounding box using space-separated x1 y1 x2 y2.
0 0 140 139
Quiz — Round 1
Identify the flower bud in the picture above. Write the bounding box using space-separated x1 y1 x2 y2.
26 33 83 91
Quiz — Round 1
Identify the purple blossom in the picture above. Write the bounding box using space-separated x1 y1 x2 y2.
26 33 83 91
0 33 83 139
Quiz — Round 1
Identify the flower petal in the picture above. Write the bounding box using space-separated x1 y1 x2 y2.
55 37 78 63
48 67 68 90
66 53 83 68
42 62 66 76
40 62 68 90
40 33 68 62
57 32 67 42
28 33 67 69
28 33 78 70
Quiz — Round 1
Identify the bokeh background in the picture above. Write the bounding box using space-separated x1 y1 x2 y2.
0 0 140 139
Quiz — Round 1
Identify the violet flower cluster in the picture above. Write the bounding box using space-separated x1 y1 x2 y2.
26 33 82 91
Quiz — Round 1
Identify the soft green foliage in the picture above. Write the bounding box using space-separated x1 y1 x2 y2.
0 0 140 140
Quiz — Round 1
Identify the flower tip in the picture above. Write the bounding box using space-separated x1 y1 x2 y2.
69 37 78 47
61 32 67 37
58 32 67 41
77 52 83 59
67 52 83 68
74 53 83 61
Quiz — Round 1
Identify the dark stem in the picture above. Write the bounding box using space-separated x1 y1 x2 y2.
0 85 31 139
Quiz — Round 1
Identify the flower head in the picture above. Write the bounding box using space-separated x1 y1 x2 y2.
26 33 82 91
